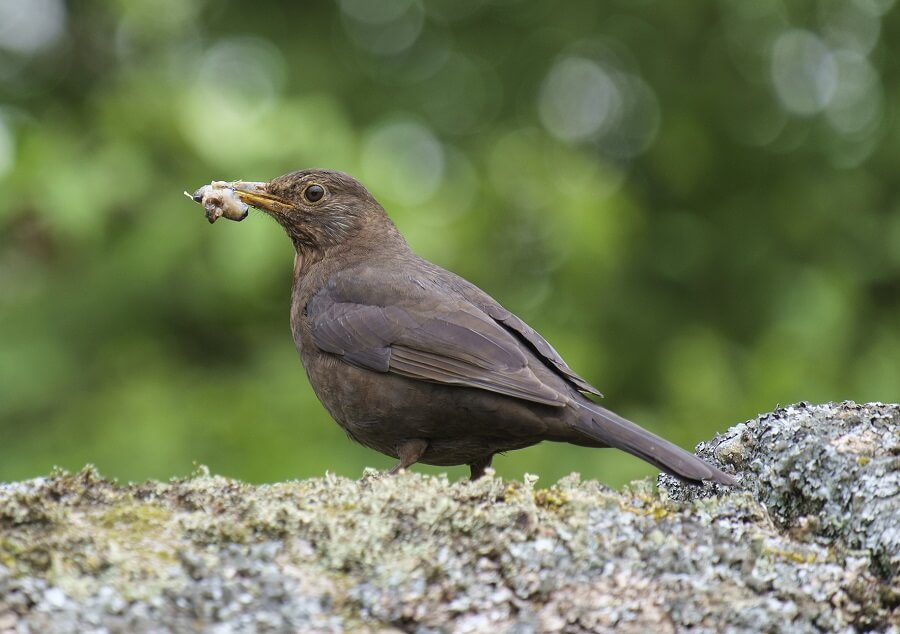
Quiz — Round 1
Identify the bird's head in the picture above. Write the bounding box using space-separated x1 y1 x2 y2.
230 169 399 252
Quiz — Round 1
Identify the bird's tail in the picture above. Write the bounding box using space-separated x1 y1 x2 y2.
573 400 737 486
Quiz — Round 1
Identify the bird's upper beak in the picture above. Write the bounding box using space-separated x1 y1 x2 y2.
230 181 292 215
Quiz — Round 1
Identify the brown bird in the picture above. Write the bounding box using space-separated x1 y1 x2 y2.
201 169 736 485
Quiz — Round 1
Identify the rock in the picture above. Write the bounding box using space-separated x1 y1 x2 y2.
662 401 900 580
0 402 897 632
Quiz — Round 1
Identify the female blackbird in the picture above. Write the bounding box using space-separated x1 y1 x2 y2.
207 169 736 485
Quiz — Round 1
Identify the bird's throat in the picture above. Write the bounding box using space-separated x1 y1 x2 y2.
293 251 304 278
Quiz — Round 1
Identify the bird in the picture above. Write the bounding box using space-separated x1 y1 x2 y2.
208 169 736 485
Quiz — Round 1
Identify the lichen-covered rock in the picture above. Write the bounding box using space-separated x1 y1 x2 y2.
662 401 900 581
0 402 897 633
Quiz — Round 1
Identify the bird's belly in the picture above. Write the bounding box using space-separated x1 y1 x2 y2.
303 353 564 465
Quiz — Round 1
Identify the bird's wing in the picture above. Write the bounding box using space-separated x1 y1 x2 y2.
307 276 571 408
482 305 603 397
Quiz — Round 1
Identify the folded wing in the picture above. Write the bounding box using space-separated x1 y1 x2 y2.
308 277 572 408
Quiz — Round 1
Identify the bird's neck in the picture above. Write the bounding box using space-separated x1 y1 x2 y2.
291 224 411 290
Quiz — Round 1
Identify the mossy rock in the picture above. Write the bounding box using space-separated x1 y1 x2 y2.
0 402 896 632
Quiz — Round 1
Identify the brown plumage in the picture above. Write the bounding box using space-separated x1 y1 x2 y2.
215 169 737 485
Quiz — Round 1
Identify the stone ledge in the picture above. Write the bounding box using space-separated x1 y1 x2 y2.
0 402 897 632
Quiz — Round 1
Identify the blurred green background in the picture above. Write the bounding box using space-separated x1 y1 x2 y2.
1 0 898 487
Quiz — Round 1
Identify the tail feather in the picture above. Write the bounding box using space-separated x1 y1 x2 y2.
574 401 737 486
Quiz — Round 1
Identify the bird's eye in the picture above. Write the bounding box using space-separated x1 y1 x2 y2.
304 184 325 203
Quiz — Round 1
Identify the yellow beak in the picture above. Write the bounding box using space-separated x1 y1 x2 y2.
230 181 293 215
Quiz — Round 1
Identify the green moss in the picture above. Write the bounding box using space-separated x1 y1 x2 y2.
99 501 171 530
0 537 52 575
762 545 819 565
0 492 59 527
533 488 567 509
616 480 673 519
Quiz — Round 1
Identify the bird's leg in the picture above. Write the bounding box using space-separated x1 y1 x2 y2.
388 439 428 475
468 455 493 481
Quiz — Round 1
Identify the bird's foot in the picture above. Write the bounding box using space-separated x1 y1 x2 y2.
387 439 428 476
468 455 494 481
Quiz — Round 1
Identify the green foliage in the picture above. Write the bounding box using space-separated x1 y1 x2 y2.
1 0 898 486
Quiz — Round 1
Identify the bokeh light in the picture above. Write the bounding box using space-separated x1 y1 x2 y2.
539 57 622 143
825 50 882 135
820 0 882 54
340 0 425 56
179 37 287 166
362 119 445 205
771 30 838 115
0 0 66 54
0 112 13 176
538 54 659 158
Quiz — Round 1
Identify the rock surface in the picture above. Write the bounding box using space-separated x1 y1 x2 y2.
0 402 897 633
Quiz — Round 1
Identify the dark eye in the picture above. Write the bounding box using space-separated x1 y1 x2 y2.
304 184 325 203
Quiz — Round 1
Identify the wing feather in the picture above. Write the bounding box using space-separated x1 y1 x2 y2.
484 306 604 397
308 282 570 408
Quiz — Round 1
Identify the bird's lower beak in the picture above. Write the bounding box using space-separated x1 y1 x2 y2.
230 181 292 215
